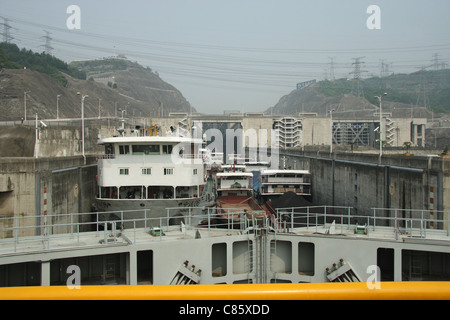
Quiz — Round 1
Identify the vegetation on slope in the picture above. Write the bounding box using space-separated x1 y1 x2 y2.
0 42 86 86
318 69 450 114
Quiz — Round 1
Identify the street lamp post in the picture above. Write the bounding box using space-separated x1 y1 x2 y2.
77 92 88 164
24 91 31 121
98 98 101 119
56 94 61 119
119 108 127 136
329 108 335 154
375 93 387 162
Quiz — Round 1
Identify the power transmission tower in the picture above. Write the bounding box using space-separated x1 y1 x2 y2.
380 59 390 78
379 59 390 91
328 57 336 81
416 66 429 109
431 53 441 71
1 17 14 43
41 30 53 55
349 57 367 97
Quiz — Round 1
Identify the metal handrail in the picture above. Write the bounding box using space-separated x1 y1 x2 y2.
274 206 450 237
1 206 449 254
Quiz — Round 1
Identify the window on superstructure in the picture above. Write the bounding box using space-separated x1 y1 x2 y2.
142 168 152 175
119 145 130 155
164 168 174 175
105 144 114 155
162 145 173 154
120 168 129 175
193 169 198 175
132 145 160 155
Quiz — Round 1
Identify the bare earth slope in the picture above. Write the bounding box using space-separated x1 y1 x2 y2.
0 58 191 121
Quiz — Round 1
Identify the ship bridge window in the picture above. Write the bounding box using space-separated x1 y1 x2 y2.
105 144 114 155
162 145 173 154
132 145 160 155
119 145 130 155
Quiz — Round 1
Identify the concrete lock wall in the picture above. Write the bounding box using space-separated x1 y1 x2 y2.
37 126 104 158
0 159 37 237
0 156 97 238
0 125 105 158
281 151 450 228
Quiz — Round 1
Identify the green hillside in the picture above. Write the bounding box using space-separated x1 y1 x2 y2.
318 69 450 114
0 42 86 86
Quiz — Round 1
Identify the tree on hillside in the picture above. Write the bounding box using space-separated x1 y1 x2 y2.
0 42 86 86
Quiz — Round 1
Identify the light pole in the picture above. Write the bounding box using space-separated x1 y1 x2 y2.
119 108 127 136
77 92 88 163
98 98 102 119
24 91 31 121
56 94 61 119
329 108 335 154
375 93 387 162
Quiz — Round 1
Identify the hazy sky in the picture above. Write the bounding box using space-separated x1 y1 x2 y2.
1 0 449 114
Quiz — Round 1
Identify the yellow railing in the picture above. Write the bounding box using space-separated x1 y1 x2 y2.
0 282 449 300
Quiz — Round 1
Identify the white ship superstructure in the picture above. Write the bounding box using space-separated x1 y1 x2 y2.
260 169 311 200
216 171 253 198
96 134 206 224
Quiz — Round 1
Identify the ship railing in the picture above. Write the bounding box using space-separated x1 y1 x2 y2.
371 207 450 240
0 207 268 252
97 154 203 160
180 154 204 160
1 206 449 253
273 206 353 233
273 206 450 239
98 154 116 159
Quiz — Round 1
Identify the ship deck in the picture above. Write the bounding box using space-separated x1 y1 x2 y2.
1 205 449 257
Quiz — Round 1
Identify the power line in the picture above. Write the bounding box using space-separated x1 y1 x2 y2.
2 13 449 97
4 14 450 56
